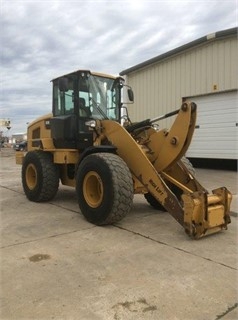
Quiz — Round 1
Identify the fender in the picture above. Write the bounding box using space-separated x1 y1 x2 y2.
77 145 117 166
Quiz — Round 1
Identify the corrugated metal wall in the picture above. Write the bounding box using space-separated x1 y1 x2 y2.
125 36 237 128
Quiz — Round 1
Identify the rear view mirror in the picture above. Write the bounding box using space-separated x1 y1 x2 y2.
127 88 134 102
58 77 69 92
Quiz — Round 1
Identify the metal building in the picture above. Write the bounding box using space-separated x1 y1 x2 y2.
120 27 237 160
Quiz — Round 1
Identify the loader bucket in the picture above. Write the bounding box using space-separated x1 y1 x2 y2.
182 187 232 239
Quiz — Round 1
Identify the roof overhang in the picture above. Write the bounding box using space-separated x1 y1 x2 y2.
120 27 237 76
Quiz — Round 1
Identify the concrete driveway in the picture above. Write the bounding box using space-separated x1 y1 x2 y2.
0 148 237 320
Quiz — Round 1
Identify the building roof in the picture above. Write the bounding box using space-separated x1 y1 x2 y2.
120 27 237 76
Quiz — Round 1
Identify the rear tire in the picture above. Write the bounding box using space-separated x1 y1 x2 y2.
144 157 195 210
144 193 166 211
22 151 59 202
76 153 134 225
181 157 196 176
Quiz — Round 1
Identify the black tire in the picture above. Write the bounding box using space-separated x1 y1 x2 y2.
181 157 196 176
76 153 134 225
22 151 59 202
144 192 166 211
144 157 195 210
169 157 196 201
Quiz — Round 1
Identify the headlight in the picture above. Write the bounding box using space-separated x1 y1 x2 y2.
85 120 96 128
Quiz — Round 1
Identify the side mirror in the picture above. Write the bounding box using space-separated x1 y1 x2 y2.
58 77 69 92
128 88 134 102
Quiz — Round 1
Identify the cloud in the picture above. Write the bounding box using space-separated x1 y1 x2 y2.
1 0 237 134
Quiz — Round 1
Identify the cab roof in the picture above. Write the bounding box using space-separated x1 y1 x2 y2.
51 69 120 82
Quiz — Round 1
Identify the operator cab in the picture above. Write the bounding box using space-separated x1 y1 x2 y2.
50 70 126 149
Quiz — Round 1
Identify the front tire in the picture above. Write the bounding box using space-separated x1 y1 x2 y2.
76 153 134 225
22 151 59 202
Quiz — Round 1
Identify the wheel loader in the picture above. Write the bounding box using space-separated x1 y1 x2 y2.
16 69 232 239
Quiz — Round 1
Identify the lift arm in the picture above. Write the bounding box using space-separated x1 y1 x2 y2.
101 102 232 239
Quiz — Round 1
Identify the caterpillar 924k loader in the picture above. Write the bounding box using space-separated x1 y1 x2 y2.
16 70 232 239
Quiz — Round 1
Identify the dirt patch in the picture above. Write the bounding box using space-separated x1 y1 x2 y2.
113 297 157 319
29 254 51 262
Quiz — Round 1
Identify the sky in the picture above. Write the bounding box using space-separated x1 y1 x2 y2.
1 0 237 135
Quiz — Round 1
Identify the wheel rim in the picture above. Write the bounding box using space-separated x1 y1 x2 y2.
26 164 37 190
83 171 103 208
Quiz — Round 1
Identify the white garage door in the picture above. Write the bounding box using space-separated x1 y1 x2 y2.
186 90 238 159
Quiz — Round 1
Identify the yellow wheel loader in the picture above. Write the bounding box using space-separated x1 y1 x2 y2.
16 70 232 239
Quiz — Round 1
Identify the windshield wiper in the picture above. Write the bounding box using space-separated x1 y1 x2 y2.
91 98 108 119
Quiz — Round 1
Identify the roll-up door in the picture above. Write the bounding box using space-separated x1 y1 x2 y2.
186 91 237 159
